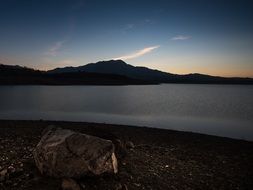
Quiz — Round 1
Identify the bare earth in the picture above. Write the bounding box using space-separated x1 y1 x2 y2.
0 120 253 190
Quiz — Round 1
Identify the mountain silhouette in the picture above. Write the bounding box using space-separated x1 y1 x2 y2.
48 60 253 84
48 60 175 82
1 61 253 85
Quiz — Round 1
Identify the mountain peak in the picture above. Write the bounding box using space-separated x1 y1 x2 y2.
95 59 127 65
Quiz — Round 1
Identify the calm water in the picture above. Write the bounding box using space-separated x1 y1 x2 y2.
0 84 253 141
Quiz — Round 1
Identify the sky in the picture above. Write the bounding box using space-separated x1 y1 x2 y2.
0 0 253 77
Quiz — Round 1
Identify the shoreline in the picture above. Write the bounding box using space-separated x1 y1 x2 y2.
0 119 252 142
0 118 252 142
0 120 253 189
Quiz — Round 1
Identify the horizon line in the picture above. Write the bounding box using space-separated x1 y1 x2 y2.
1 60 253 79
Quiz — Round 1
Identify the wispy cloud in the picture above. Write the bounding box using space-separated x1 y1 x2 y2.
45 41 65 56
171 35 191 41
120 23 135 34
114 45 160 60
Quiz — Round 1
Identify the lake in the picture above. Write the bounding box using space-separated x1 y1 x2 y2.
0 84 253 141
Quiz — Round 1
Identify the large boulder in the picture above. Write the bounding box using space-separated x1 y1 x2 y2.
33 127 118 178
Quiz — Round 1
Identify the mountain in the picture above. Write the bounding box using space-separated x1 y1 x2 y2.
1 61 253 85
49 60 176 82
0 64 43 76
48 60 253 84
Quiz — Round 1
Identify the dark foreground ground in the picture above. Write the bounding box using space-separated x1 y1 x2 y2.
0 120 253 190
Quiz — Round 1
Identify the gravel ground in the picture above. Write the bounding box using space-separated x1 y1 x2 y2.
0 120 253 190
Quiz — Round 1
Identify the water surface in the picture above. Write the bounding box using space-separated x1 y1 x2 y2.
0 84 253 140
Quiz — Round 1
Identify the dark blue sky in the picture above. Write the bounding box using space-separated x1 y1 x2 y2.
0 0 253 76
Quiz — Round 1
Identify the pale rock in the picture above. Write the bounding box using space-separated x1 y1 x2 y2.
33 127 118 178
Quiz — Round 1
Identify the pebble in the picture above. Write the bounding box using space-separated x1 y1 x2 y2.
8 166 16 173
133 183 141 187
0 169 8 182
125 141 135 149
123 184 128 190
62 178 81 190
79 182 86 189
115 183 122 190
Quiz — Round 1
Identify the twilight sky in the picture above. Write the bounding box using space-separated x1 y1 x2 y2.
0 0 253 77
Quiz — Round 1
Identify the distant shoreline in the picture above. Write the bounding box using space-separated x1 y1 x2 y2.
1 82 253 86
1 61 253 85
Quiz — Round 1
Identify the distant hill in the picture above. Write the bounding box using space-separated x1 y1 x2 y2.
48 60 253 84
1 61 253 85
0 64 43 76
48 60 175 82
0 63 150 85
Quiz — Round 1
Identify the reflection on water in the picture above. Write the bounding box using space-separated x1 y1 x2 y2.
0 84 253 140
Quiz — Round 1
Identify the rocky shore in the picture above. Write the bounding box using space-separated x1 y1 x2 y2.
0 120 253 190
